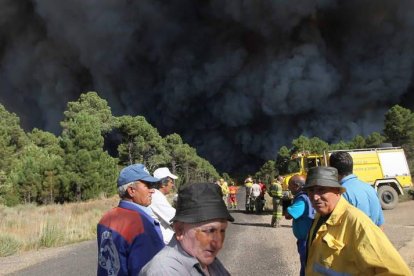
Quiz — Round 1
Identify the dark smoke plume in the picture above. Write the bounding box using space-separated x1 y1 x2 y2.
1 0 414 174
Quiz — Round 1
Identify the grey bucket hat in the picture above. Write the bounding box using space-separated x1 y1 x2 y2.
303 166 346 193
171 182 234 223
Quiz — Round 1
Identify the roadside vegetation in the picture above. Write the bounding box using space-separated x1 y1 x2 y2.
0 91 413 256
0 196 118 257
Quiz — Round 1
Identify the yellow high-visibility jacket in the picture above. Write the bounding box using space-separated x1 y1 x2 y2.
221 182 229 195
306 197 411 276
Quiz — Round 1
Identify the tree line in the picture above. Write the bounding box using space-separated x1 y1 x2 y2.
0 92 220 206
254 105 414 185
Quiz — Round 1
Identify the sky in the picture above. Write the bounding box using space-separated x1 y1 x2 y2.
1 0 414 174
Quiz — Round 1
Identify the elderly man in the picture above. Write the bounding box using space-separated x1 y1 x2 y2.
97 164 164 276
285 174 315 276
140 182 234 276
304 166 410 275
329 151 384 228
150 167 178 244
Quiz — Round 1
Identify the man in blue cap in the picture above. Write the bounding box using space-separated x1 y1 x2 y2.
97 164 164 276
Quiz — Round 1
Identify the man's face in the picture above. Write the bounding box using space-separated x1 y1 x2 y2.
288 181 300 195
161 177 175 195
129 181 155 206
175 219 228 269
306 186 341 216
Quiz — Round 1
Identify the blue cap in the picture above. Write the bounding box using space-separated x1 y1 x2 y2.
117 164 160 187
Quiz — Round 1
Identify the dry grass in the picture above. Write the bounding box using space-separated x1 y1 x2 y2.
0 196 118 257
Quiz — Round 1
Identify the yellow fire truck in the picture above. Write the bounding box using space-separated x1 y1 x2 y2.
281 147 413 210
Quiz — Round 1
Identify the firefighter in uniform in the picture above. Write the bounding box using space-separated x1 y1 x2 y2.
219 178 230 207
268 178 283 227
244 177 253 210
228 181 239 209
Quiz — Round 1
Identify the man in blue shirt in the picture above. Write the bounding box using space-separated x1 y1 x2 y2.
97 164 164 276
330 151 384 228
285 174 315 276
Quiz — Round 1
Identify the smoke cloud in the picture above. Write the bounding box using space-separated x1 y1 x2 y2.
1 0 413 174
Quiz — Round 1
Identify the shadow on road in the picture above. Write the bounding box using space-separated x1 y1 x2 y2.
232 221 293 228
228 209 273 216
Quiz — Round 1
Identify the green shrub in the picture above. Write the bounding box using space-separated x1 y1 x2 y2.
39 223 64 248
0 234 22 257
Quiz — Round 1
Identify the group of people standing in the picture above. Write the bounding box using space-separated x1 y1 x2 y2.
96 151 411 275
97 164 233 275
284 151 410 275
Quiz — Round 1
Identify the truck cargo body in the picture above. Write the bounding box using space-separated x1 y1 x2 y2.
328 148 413 209
281 147 413 209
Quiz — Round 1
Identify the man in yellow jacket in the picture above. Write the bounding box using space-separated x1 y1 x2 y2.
303 166 411 275
219 178 230 207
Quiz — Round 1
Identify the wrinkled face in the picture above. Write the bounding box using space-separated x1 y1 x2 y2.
128 181 155 206
175 219 228 269
306 186 341 216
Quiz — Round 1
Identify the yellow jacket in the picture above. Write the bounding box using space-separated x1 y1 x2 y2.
306 197 411 276
220 181 229 195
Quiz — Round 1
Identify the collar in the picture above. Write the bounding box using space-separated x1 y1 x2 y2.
169 236 204 270
340 174 357 184
119 200 155 218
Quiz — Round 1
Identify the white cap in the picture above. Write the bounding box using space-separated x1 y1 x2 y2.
153 167 178 180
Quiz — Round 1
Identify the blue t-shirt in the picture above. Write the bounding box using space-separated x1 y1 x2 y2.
287 194 314 240
341 174 384 226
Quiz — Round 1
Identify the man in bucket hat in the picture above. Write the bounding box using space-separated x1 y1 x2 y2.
304 166 410 275
97 164 164 276
140 182 234 276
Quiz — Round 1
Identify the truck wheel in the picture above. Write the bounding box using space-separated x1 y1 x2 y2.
378 185 398 210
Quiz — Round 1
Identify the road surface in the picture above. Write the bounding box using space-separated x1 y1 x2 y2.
2 190 414 275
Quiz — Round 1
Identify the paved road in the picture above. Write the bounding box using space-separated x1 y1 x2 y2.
3 191 414 275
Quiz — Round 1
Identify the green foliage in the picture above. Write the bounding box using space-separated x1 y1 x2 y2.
0 234 22 257
59 93 118 202
163 133 219 187
3 93 411 207
60 114 117 201
329 140 350 150
6 145 64 204
384 105 414 146
39 222 64 248
383 105 414 173
291 135 329 154
0 105 29 205
28 128 64 156
117 115 169 171
255 160 277 185
61 91 115 133
365 132 385 148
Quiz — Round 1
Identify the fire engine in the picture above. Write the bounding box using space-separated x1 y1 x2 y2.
280 147 413 209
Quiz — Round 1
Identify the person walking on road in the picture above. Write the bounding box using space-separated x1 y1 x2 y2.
140 182 233 276
268 178 283 227
329 151 384 228
285 174 315 276
150 167 178 245
304 166 411 275
97 164 164 276
228 181 239 209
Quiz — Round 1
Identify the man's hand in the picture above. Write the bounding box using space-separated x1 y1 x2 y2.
285 213 293 220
